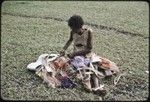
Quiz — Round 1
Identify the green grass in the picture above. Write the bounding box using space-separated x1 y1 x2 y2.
2 1 149 37
1 1 149 101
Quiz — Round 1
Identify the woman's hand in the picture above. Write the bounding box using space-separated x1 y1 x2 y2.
59 49 65 56
67 53 75 59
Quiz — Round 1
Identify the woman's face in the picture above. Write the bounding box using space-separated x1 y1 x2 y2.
71 27 83 34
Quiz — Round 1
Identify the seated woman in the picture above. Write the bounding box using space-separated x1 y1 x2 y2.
60 15 109 96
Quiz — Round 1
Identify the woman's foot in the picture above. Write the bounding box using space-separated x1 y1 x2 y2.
92 89 107 96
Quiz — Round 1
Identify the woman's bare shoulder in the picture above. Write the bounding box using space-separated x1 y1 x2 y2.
83 25 93 33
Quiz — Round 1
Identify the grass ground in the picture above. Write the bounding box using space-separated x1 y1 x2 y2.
1 1 149 101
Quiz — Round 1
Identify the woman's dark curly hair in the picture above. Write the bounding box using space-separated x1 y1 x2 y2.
68 15 84 29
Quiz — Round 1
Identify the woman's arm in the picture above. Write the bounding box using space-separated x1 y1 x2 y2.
63 31 73 50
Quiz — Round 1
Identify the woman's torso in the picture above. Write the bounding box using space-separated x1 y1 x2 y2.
72 27 92 53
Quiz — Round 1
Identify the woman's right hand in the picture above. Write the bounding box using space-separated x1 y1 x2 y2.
59 49 65 56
